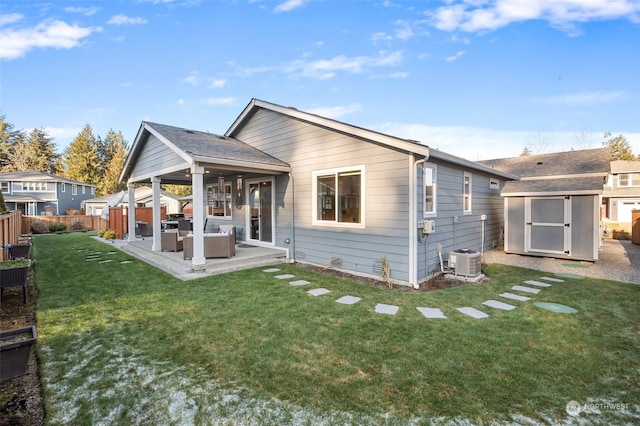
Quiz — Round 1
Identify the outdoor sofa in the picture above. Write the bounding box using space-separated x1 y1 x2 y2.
183 233 235 259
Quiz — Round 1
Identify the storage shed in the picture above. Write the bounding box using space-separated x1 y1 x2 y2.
480 148 610 261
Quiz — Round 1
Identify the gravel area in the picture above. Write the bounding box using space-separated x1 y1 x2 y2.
482 239 640 285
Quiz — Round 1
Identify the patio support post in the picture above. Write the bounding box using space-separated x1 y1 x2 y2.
127 183 137 242
191 165 206 267
151 177 162 251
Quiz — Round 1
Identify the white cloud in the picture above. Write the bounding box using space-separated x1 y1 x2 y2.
108 15 148 25
198 97 236 106
370 32 393 43
0 19 102 60
428 0 640 33
274 0 307 13
306 103 362 119
0 13 23 27
394 20 415 40
372 122 640 160
208 79 226 89
184 71 199 86
65 7 101 16
535 90 628 106
445 50 465 61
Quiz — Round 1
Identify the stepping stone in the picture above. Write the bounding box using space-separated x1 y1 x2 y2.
482 300 516 311
86 258 101 261
555 273 585 280
308 288 330 297
120 260 133 264
289 280 310 286
540 276 564 282
274 274 295 280
263 268 281 273
416 307 447 319
99 259 113 264
524 280 552 288
457 307 489 319
512 285 540 294
499 292 531 302
336 295 361 305
375 304 398 315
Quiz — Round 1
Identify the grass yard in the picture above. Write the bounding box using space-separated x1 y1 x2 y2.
33 233 639 425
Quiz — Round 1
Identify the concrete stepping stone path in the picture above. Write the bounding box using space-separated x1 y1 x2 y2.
336 295 361 305
457 307 489 319
375 304 398 315
512 285 540 294
263 268 281 273
308 288 330 297
524 280 552 287
416 307 447 319
540 276 564 282
499 292 531 301
482 300 516 311
289 280 310 286
274 274 296 280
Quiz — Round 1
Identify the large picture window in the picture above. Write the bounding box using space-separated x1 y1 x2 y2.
424 164 436 216
207 182 232 219
313 166 364 227
20 182 47 191
463 172 472 214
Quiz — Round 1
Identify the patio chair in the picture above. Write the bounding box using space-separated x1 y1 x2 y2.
161 231 184 252
136 221 153 237
218 225 237 244
177 219 192 236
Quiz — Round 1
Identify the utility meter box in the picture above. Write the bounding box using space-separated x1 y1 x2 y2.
423 220 435 234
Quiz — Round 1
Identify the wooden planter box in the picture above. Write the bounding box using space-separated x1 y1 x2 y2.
0 261 30 306
0 326 37 381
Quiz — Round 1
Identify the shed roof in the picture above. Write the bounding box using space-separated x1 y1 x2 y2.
501 176 606 196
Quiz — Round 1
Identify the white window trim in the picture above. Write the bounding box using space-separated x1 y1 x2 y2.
312 165 365 229
423 163 437 217
463 172 472 214
72 184 77 195
0 182 9 193
206 181 232 220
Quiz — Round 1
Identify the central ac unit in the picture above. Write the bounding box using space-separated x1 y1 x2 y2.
448 250 482 277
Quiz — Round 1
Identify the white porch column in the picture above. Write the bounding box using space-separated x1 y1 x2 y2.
151 177 162 251
191 165 206 267
127 183 137 242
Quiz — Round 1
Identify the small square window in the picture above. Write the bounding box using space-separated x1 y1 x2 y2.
489 178 500 190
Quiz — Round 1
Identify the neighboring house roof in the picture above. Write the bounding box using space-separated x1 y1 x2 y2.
0 171 96 187
610 160 640 173
479 148 610 196
3 194 50 202
83 187 181 205
227 98 519 180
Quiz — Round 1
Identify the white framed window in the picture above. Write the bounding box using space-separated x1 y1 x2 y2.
424 163 437 216
0 182 9 193
463 172 472 214
72 184 77 195
20 182 46 191
82 186 86 194
206 182 232 219
489 178 500 190
312 166 365 227
618 173 640 187
91 187 95 195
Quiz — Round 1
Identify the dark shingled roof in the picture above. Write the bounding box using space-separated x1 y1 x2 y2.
479 148 610 195
146 122 290 169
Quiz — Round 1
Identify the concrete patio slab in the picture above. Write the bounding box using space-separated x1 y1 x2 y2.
499 292 531 301
289 280 310 286
457 307 489 319
336 295 361 305
524 280 552 287
416 307 447 319
482 300 516 310
375 304 399 315
308 288 330 296
512 285 540 294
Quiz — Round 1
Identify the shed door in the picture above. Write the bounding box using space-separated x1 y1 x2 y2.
525 196 571 255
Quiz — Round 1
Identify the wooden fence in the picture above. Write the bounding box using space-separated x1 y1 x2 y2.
22 215 107 234
0 211 24 260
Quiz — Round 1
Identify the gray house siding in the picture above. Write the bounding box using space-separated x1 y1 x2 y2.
234 108 413 283
131 135 188 179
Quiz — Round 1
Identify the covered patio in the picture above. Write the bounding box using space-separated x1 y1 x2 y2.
119 121 291 270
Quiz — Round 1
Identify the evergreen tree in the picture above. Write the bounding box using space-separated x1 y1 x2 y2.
98 131 129 195
162 184 192 197
602 132 637 160
8 127 58 173
520 146 532 156
63 125 101 185
0 115 25 171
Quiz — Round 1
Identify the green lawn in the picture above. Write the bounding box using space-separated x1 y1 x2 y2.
33 233 639 425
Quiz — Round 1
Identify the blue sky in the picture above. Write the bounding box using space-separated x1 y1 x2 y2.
1 0 639 161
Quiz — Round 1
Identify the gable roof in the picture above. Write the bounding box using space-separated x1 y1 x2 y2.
610 159 640 174
0 171 96 187
121 121 290 183
227 99 519 180
479 148 610 196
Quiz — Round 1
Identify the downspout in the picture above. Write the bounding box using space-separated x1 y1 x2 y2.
410 154 428 289
289 170 295 263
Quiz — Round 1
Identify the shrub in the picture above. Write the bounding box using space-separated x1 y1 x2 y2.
69 221 85 232
103 229 118 240
31 221 50 234
97 228 107 237
0 192 7 214
49 222 67 233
